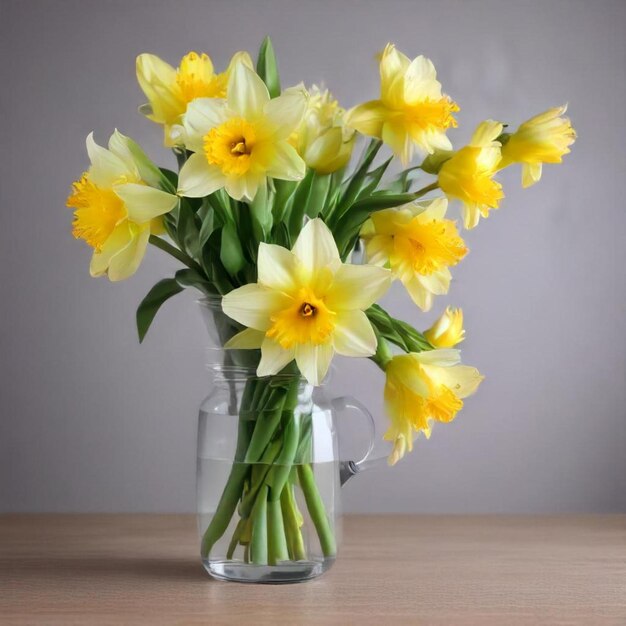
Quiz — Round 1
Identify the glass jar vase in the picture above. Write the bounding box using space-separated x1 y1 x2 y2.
196 298 375 583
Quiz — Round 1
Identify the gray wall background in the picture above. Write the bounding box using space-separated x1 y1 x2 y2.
1 0 625 513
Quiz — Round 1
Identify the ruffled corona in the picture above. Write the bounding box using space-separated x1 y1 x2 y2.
66 132 178 281
177 62 308 201
346 44 458 164
136 50 252 145
438 120 504 229
424 307 465 348
499 105 576 187
293 86 356 173
222 219 391 385
384 350 483 465
361 198 467 311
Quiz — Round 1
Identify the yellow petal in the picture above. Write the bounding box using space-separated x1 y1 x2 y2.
522 162 542 188
136 54 183 125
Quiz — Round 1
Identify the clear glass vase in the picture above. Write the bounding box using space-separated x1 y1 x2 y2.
197 297 375 584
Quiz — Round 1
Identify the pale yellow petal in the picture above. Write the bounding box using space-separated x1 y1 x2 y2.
522 162 542 188
89 222 132 277
326 263 391 311
86 132 132 187
114 184 178 224
404 276 434 311
295 342 334 386
470 120 503 148
257 243 299 292
183 98 228 153
332 310 377 357
225 328 265 349
222 284 292 331
264 87 308 137
434 364 484 399
345 100 387 137
265 141 306 181
227 62 269 119
107 225 150 282
136 53 183 125
292 218 340 275
412 348 461 367
258 338 295 377
177 153 225 197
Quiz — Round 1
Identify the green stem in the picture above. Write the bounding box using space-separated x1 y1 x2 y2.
267 498 289 564
281 480 306 561
297 464 336 557
148 235 203 273
200 378 256 558
413 181 439 198
249 484 268 564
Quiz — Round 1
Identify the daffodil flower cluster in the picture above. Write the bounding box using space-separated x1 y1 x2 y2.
66 37 575 473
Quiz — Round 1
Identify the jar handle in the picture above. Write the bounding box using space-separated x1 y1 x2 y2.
331 395 376 486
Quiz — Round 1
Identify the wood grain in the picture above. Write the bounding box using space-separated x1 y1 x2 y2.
1 514 625 625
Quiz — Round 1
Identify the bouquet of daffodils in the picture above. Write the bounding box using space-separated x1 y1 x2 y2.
67 38 574 568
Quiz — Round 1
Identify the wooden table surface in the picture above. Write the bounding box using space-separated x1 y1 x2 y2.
1 514 625 625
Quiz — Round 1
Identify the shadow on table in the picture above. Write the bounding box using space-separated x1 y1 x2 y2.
12 556 209 585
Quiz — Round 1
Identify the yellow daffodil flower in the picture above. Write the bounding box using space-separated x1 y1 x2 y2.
346 44 459 165
222 219 391 385
66 131 178 281
384 349 483 465
136 50 252 145
293 86 356 174
424 307 465 347
361 198 467 311
499 105 576 187
177 62 307 201
438 120 504 230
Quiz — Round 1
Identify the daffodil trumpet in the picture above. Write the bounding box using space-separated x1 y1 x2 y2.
65 36 574 577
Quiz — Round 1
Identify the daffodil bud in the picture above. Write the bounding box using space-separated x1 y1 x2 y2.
294 86 355 174
424 307 465 348
499 105 576 188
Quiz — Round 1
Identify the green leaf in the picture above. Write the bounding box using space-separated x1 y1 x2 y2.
287 169 315 238
176 199 201 258
201 230 234 295
271 179 298 223
366 304 434 353
256 36 281 98
357 157 393 199
328 138 382 227
136 278 184 343
220 222 246 276
249 181 272 240
158 168 179 193
175 268 212 295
